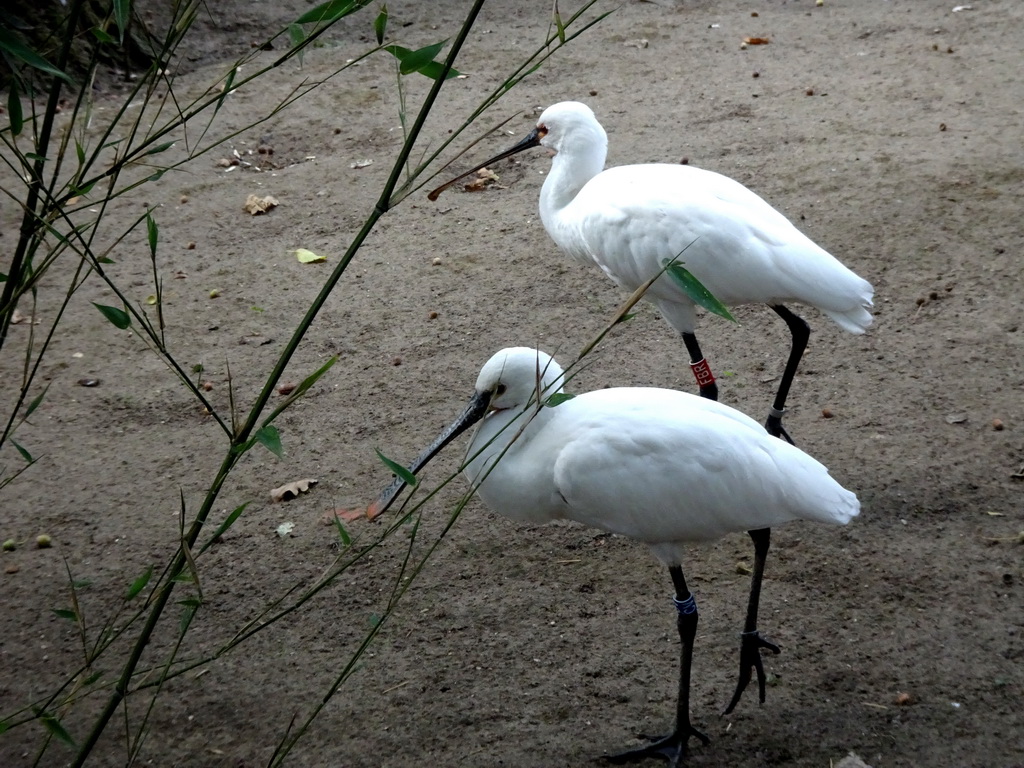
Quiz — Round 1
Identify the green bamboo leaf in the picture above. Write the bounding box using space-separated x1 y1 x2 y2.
71 180 96 197
332 514 351 547
0 720 9 735
91 27 116 44
143 141 175 156
7 82 23 136
215 68 237 114
178 598 200 634
415 60 461 81
198 502 250 554
92 302 131 329
39 711 75 746
0 27 72 83
544 393 576 407
373 5 388 44
74 139 86 165
287 23 306 66
662 261 736 322
113 0 130 44
385 41 450 76
10 438 33 463
25 152 46 162
255 425 283 458
82 670 103 686
375 448 416 487
25 383 50 418
554 7 567 44
262 356 338 426
53 608 77 621
125 565 153 600
295 0 371 24
616 312 637 324
146 213 158 257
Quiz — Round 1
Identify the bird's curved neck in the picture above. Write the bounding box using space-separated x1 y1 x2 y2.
540 143 606 223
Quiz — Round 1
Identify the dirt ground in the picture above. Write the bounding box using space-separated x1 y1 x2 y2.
1 0 1022 766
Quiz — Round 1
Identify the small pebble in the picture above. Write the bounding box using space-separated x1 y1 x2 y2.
589 89 598 96
939 123 947 132
209 289 221 298
36 534 52 549
929 290 939 300
77 378 100 387
735 562 752 575
5 565 19 574
180 195 189 204
915 296 927 306
391 356 402 366
2 539 15 551
201 381 214 392
428 311 439 320
752 71 760 78
895 692 912 706
822 408 834 419
805 88 814 96
432 257 442 266
187 242 196 250
992 419 1004 431
278 382 297 395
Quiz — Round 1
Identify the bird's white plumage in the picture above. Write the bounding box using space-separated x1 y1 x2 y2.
464 348 859 566
533 101 874 334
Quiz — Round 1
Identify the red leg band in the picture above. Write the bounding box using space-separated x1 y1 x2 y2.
689 358 715 388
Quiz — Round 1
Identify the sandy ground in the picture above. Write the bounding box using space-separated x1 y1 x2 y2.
1 0 1022 766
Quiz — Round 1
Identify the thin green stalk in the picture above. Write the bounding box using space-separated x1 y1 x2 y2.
69 2 488 761
0 0 84 351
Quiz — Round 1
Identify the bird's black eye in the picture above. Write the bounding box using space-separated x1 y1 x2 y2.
495 384 507 397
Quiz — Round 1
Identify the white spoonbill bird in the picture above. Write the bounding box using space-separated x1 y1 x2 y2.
429 101 874 443
343 347 859 765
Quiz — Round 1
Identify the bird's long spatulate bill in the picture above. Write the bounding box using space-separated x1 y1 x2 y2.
360 390 492 520
427 128 541 201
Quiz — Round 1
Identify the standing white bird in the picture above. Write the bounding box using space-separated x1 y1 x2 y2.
344 347 860 766
429 101 874 444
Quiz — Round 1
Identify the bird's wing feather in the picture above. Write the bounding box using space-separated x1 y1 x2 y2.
548 388 858 544
570 165 872 322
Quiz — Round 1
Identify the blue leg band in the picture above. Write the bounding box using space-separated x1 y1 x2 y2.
674 593 697 615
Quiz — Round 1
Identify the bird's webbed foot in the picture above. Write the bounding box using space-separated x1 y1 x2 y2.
723 629 781 715
605 724 709 767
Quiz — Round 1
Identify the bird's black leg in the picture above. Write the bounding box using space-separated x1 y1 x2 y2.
723 527 780 715
682 332 718 401
764 305 810 445
606 566 709 767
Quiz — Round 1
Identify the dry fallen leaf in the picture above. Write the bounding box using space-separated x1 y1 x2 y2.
270 478 318 503
295 248 326 263
350 159 373 169
244 194 279 215
464 168 500 192
743 37 771 45
276 522 295 538
10 309 39 325
945 412 968 425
